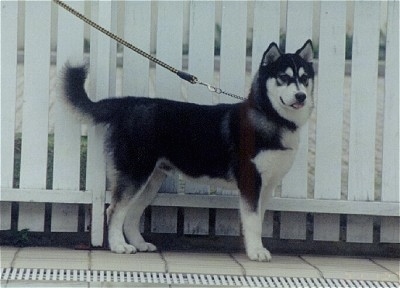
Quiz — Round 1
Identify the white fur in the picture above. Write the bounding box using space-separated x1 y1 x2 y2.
252 131 299 188
108 168 166 254
285 67 294 77
240 130 300 262
108 195 138 253
123 168 166 252
266 77 314 127
298 67 305 77
240 198 271 262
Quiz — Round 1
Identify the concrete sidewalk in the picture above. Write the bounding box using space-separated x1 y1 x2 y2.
1 246 399 287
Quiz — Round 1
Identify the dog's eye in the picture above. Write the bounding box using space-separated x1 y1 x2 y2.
277 74 290 83
299 75 309 86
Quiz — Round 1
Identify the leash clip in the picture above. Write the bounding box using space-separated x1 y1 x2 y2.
197 80 222 94
207 85 223 94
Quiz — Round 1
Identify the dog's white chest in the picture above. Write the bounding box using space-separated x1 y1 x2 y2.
252 130 300 184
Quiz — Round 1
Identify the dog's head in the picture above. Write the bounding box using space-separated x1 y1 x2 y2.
253 40 315 128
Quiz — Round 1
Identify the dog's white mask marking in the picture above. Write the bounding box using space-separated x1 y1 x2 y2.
267 71 313 127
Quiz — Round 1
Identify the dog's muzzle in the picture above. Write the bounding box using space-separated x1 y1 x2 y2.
291 92 306 109
280 92 306 110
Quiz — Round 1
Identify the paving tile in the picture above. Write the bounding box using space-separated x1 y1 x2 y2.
13 247 89 270
90 251 165 272
162 252 243 275
372 258 400 276
0 246 19 268
232 253 321 278
302 255 399 282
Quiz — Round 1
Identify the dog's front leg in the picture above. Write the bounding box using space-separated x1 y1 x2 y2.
239 197 271 262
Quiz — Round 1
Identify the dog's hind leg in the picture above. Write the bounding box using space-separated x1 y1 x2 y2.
123 168 166 252
107 174 150 254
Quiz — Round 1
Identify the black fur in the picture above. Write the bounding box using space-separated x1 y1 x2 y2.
61 41 315 260
61 40 314 212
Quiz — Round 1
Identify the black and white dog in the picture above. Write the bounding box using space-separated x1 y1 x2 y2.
61 40 314 262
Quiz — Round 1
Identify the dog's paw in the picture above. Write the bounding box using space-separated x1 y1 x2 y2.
247 247 272 262
110 242 137 254
134 242 157 252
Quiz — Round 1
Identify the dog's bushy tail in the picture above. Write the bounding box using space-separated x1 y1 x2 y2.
60 63 116 124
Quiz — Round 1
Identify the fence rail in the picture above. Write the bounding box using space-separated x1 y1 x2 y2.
1 1 399 247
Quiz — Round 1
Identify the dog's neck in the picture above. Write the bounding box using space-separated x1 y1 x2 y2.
245 85 298 133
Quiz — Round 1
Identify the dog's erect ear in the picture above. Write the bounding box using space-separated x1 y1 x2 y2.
261 42 282 66
296 39 313 62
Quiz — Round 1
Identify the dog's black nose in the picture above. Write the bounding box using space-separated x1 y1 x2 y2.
295 92 306 103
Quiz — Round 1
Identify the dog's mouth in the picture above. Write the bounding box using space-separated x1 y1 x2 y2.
290 102 305 109
280 97 305 110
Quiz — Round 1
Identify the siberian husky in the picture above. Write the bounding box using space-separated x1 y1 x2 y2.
61 40 314 261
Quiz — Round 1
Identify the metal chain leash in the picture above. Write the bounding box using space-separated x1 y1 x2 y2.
54 0 246 101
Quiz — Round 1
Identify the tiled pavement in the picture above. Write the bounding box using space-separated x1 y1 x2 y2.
1 246 399 287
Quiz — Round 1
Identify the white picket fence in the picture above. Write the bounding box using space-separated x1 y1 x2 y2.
1 1 399 248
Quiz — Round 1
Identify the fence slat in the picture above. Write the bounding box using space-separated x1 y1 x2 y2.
52 0 85 233
251 1 280 76
380 0 399 243
186 1 215 105
347 1 381 243
1 1 18 190
154 1 184 102
1 1 19 230
87 1 117 246
18 2 52 232
122 0 153 239
182 1 216 234
151 207 178 234
122 0 151 97
262 211 274 238
0 202 11 231
313 1 346 242
151 1 184 234
184 208 209 235
215 209 241 236
215 1 247 236
218 1 247 103
280 1 313 240
251 0 281 238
